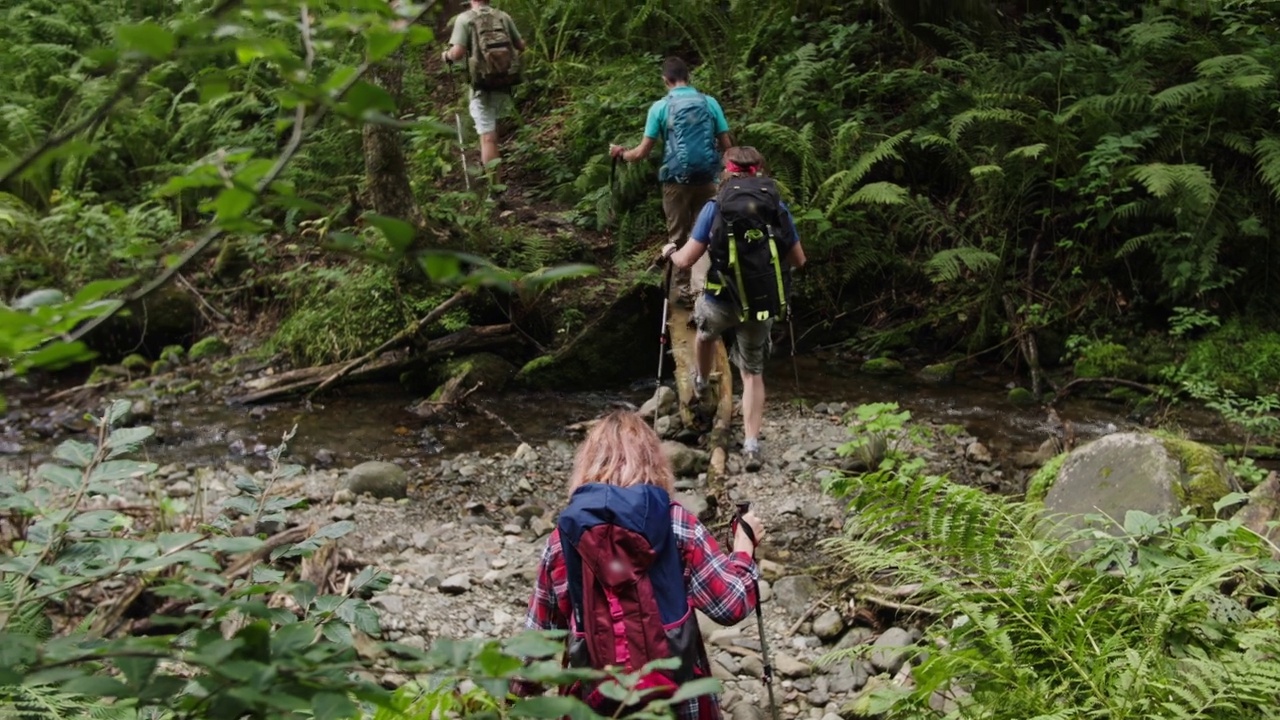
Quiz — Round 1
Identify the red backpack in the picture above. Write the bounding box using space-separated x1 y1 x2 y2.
557 483 710 715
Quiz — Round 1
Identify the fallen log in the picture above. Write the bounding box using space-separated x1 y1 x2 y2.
230 323 516 404
667 288 734 498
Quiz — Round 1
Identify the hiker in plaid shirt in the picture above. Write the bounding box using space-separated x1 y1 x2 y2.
513 411 766 719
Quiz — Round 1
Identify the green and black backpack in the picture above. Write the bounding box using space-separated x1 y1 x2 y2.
467 7 522 91
706 176 790 322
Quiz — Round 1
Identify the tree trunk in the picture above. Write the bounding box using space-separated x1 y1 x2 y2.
362 48 424 228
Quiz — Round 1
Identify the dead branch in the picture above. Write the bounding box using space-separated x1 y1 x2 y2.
1047 377 1158 407
307 287 471 400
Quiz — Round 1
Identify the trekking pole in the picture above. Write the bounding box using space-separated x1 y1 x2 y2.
444 58 472 191
655 261 673 430
733 502 780 720
786 268 799 390
454 112 472 191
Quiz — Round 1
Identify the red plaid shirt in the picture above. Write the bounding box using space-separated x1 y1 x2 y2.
517 502 759 719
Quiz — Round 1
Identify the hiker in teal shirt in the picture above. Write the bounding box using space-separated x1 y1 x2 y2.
612 57 733 307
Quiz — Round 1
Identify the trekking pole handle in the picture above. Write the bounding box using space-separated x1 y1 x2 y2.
733 502 758 546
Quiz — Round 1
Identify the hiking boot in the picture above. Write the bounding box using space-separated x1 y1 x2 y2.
675 284 697 310
743 448 763 472
690 370 708 403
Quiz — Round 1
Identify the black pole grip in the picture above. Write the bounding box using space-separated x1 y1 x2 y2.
734 502 756 545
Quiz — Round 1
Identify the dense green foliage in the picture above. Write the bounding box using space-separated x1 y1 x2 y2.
823 404 1280 718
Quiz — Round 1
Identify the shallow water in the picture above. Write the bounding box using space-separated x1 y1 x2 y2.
2 351 1241 472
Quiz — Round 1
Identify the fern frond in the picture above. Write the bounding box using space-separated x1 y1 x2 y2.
1006 143 1048 161
1152 80 1218 111
1129 163 1217 204
817 130 911 215
948 108 1031 142
924 246 1001 283
1253 136 1280 203
846 182 908 206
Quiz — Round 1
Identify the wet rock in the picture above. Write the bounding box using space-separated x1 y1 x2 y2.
332 488 356 504
511 443 539 465
0 439 22 454
834 626 876 652
730 704 765 720
965 442 992 464
860 357 904 375
655 414 682 439
661 441 709 477
812 609 845 641
916 362 956 385
774 652 811 678
772 575 818 616
331 506 355 521
129 399 155 423
869 627 914 674
675 490 714 522
314 448 335 467
827 660 869 694
167 480 194 498
1007 387 1037 407
439 574 472 595
345 461 408 500
639 385 678 420
738 654 764 678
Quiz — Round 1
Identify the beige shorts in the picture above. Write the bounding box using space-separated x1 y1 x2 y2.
693 295 773 376
469 89 513 135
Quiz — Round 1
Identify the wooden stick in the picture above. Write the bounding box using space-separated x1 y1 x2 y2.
1047 377 1158 407
306 288 470 400
861 594 941 616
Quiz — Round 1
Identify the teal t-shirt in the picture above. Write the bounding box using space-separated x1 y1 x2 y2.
643 86 730 141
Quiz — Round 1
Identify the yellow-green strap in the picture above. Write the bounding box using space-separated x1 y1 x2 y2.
730 233 749 322
770 234 786 318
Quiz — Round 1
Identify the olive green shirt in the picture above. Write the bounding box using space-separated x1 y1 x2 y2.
449 6 523 52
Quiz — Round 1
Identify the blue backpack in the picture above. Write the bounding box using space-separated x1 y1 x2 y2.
557 483 707 715
659 91 721 185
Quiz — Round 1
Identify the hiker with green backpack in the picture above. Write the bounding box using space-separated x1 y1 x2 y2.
659 147 807 472
441 0 525 187
611 57 733 307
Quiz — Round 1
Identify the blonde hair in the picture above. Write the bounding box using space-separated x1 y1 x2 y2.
568 411 675 497
720 145 766 184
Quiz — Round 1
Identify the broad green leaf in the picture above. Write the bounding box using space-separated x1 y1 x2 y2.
520 264 600 288
37 463 83 489
365 26 405 62
52 439 96 468
213 187 256 221
70 510 127 532
118 22 176 59
473 644 524 677
669 677 722 703
61 674 130 697
105 399 132 426
106 426 155 458
510 695 598 720
90 459 157 482
341 81 396 117
272 621 317 655
321 621 354 646
504 630 568 659
364 214 416 250
117 654 158 690
311 692 357 720
202 535 265 554
314 520 356 540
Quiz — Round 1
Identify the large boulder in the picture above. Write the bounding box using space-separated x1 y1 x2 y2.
345 461 408 500
1039 432 1238 535
661 441 709 477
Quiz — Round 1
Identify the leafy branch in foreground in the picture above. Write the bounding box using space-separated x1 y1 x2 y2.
821 463 1280 719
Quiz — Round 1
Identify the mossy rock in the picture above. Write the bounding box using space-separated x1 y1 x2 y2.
515 282 662 390
160 345 186 365
88 364 127 385
84 286 198 361
861 357 905 375
1073 342 1142 381
1025 452 1067 502
916 362 956 385
121 354 150 372
1155 432 1239 516
1007 387 1037 407
431 352 516 394
188 336 229 361
1041 433 1240 544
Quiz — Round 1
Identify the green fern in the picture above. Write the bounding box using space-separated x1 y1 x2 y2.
923 246 1001 283
1254 136 1280 203
1129 162 1217 204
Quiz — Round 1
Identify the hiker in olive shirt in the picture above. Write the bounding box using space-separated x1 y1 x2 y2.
441 0 526 177
611 57 732 306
